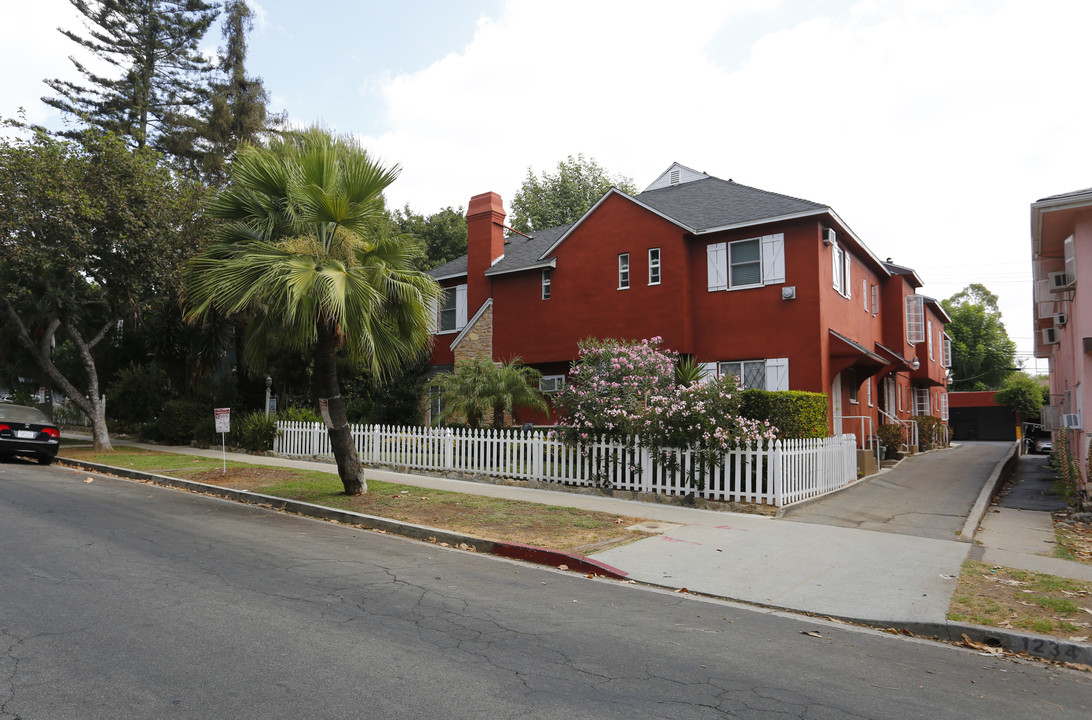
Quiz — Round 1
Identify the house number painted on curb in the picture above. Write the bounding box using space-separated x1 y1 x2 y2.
1013 636 1081 661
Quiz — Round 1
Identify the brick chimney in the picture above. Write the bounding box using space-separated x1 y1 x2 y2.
465 192 506 314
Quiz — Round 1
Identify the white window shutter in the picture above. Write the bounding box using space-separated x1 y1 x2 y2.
455 284 467 329
707 242 727 291
761 234 785 284
843 252 851 298
765 358 789 391
427 294 439 333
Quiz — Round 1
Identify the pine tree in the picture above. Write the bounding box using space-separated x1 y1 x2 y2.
194 0 282 184
43 0 219 154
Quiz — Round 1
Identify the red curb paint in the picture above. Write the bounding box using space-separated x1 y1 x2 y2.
491 542 629 579
662 536 701 545
715 525 750 531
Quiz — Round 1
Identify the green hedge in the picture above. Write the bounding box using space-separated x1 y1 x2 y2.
740 390 828 439
230 411 279 452
143 400 209 445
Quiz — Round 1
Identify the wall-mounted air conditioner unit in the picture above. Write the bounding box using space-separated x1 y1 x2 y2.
1049 271 1073 291
1062 413 1083 429
1053 312 1069 327
822 228 836 246
1042 327 1059 345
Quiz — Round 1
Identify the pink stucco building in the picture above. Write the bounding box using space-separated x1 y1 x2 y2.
1031 187 1092 502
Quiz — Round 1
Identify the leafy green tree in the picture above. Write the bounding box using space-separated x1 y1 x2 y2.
0 130 206 450
434 358 548 429
940 284 1017 391
510 154 639 233
994 373 1046 420
43 0 219 155
184 128 441 495
389 205 468 270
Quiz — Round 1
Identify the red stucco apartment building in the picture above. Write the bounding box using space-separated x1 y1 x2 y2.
428 163 950 443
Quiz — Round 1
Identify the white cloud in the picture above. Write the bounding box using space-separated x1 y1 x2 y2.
359 0 1092 365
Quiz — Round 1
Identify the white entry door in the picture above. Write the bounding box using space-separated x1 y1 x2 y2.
883 375 896 417
832 373 843 434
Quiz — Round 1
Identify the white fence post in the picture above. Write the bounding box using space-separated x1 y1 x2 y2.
271 421 861 508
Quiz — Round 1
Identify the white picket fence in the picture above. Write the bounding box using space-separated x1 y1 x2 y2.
274 422 860 507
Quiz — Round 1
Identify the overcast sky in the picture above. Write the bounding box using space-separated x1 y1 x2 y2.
5 0 1089 373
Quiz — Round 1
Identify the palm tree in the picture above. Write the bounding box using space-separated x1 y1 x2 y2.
434 358 494 428
488 358 548 428
435 357 548 429
184 127 440 494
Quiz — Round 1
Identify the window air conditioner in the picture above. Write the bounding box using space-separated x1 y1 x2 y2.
1042 327 1059 345
1062 413 1082 429
1053 312 1069 327
1048 271 1073 291
822 228 836 246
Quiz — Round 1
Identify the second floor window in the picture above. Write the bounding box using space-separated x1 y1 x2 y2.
436 284 467 333
542 269 551 300
729 239 761 287
832 243 850 297
618 253 630 290
649 248 661 285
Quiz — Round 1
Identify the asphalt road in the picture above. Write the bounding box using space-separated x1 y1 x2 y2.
2 459 1090 719
782 441 1011 539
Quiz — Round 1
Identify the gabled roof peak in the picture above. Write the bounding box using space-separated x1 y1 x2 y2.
644 162 710 191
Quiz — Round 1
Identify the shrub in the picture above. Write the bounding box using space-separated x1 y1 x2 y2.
877 423 904 454
192 416 218 448
106 363 170 425
913 415 949 450
230 411 279 452
740 390 827 439
145 400 208 445
276 406 322 423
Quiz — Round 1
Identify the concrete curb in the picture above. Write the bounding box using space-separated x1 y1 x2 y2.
56 455 1090 667
56 457 629 581
958 441 1020 541
876 619 1092 666
633 579 1092 666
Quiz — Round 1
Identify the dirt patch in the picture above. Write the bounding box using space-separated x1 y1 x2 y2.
1053 512 1092 564
136 464 651 552
949 561 1092 640
182 466 302 490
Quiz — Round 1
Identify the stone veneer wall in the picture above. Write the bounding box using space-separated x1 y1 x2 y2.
453 303 494 364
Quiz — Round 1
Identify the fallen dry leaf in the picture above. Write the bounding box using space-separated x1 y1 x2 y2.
802 631 824 638
84 477 94 484
558 564 569 571
961 634 1003 655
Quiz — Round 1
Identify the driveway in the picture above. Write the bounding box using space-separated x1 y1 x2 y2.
781 441 1012 540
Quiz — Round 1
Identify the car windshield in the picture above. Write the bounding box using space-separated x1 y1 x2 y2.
0 404 51 424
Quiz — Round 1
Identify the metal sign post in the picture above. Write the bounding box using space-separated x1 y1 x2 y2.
214 408 230 473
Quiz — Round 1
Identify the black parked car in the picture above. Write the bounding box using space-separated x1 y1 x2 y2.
0 404 61 465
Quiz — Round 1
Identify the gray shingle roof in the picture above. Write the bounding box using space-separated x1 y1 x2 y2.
430 255 467 278
429 173 830 278
636 177 826 232
487 224 571 275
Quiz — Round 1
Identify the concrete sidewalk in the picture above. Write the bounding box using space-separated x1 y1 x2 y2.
56 436 1092 663
971 453 1092 582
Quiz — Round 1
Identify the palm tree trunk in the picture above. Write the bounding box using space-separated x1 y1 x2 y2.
315 323 366 495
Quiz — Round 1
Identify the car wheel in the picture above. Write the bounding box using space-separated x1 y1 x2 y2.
37 455 53 466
